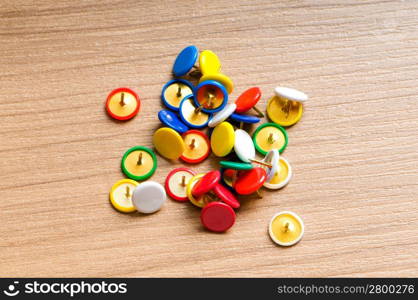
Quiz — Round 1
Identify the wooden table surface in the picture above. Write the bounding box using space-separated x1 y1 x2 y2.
1 0 417 278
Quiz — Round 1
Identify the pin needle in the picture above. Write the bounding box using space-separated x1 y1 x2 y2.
190 138 196 149
137 152 143 165
181 175 186 186
120 92 126 106
125 186 131 198
249 159 272 168
176 85 182 97
283 222 290 232
268 133 275 144
252 106 265 118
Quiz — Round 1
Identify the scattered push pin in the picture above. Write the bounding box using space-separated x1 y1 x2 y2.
161 79 194 111
220 161 253 171
192 170 221 197
199 73 234 94
194 80 228 113
153 127 186 160
180 130 210 164
260 150 279 183
121 146 157 181
109 179 139 213
200 202 236 232
212 183 240 209
264 156 292 190
172 45 199 77
165 167 196 202
210 121 235 157
199 50 221 75
208 103 236 128
187 173 218 208
267 87 308 127
229 113 260 129
234 129 256 163
158 110 189 133
105 87 140 121
132 181 166 214
269 211 304 246
253 122 288 155
179 95 211 129
234 87 264 117
233 167 267 196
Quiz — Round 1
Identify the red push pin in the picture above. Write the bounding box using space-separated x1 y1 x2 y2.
192 170 221 197
233 167 267 197
200 202 236 232
105 87 140 121
234 87 264 117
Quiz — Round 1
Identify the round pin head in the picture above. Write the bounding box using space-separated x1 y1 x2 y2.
132 181 166 214
267 96 303 127
153 127 186 160
158 110 189 133
264 157 292 190
208 103 236 128
234 167 267 195
200 202 236 232
199 73 234 94
187 173 218 208
105 87 140 121
274 87 308 103
212 183 240 209
269 211 304 246
230 113 260 124
253 123 288 155
199 50 221 75
234 129 256 163
219 161 253 171
179 95 211 129
161 79 194 111
261 150 279 182
210 122 235 157
180 130 210 164
165 167 196 202
121 146 157 181
172 45 199 77
109 179 139 213
194 80 228 113
192 170 221 197
235 87 262 114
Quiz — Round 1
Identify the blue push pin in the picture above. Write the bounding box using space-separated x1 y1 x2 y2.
158 110 189 133
161 79 194 111
193 80 228 114
178 95 212 129
229 113 260 129
172 45 199 77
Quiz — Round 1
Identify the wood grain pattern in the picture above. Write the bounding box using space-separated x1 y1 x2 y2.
0 0 417 277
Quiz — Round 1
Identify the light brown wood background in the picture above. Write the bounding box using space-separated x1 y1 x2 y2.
0 0 417 278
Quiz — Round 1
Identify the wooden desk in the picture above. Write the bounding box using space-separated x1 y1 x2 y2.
1 0 417 277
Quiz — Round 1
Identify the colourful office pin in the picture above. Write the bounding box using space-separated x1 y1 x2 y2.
210 121 235 157
199 50 221 75
192 170 221 197
230 113 260 129
261 150 279 182
234 129 256 163
264 157 292 190
172 45 199 77
267 87 308 127
233 167 267 195
121 146 157 181
161 79 194 111
187 173 217 208
212 183 240 209
109 179 139 213
179 95 211 129
199 73 234 94
165 167 196 202
153 127 186 160
158 110 189 133
105 87 140 121
132 181 166 214
180 130 210 164
200 202 236 232
234 87 264 117
219 161 253 171
269 211 304 246
253 122 288 155
194 80 228 113
208 103 236 128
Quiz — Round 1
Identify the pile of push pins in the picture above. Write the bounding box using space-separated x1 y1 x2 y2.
105 46 308 247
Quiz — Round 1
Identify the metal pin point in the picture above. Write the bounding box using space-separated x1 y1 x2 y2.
181 175 186 186
120 92 126 106
283 222 290 232
252 106 265 118
137 152 143 165
125 186 131 198
176 85 182 97
268 133 275 144
256 189 263 198
249 158 272 168
190 138 196 149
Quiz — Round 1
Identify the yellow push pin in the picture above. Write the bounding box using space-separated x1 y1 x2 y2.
199 73 234 94
109 179 139 213
153 127 186 160
269 211 304 246
267 87 308 127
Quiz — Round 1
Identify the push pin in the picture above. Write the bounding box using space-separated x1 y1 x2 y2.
263 156 292 190
199 73 234 94
153 127 186 160
173 47 222 78
234 129 256 163
178 95 211 129
233 167 267 196
121 146 157 181
161 79 194 111
235 87 264 117
109 179 139 213
210 121 235 157
158 109 189 134
180 130 210 164
187 173 218 208
229 113 260 130
200 202 236 232
194 80 228 113
253 122 288 155
267 87 308 127
105 87 140 121
132 181 167 214
269 211 304 246
165 167 196 202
